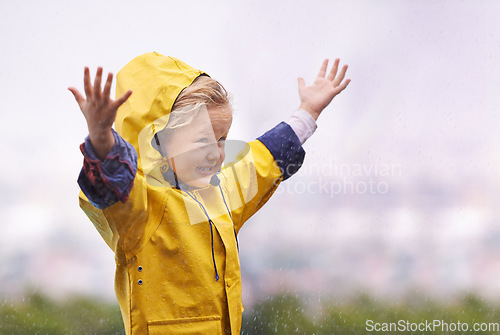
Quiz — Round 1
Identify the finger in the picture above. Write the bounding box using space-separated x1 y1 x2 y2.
113 89 132 109
83 67 92 99
297 77 306 92
68 87 85 108
317 59 328 78
102 72 113 100
334 78 351 94
333 64 348 87
327 58 340 81
93 67 103 99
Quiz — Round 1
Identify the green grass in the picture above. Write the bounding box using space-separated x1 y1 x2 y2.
242 293 500 334
1 292 499 334
0 292 123 334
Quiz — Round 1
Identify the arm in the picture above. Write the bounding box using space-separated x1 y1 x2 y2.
70 67 135 208
225 58 350 230
287 58 350 144
258 58 351 178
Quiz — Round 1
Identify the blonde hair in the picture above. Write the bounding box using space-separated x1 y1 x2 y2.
173 75 230 110
153 75 231 154
166 75 231 131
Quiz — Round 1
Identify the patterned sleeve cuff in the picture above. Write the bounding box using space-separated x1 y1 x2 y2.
77 129 138 209
257 122 306 180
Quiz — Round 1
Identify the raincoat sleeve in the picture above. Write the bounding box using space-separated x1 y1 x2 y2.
78 128 138 209
78 130 161 254
222 122 305 232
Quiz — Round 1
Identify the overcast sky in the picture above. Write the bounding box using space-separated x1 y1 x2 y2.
1 0 500 300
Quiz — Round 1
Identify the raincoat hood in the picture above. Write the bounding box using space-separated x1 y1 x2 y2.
114 52 204 179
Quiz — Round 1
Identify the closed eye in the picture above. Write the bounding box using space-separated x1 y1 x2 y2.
197 138 208 143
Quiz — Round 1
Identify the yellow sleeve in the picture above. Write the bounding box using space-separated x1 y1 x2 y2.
220 122 306 233
79 173 167 260
220 140 283 233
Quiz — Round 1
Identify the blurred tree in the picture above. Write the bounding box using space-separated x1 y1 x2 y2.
0 292 123 334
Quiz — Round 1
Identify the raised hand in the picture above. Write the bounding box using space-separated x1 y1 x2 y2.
297 58 350 120
68 67 132 160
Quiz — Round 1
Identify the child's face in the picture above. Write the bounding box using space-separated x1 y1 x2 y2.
163 104 232 188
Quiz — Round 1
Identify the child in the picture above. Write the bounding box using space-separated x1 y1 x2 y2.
69 52 349 334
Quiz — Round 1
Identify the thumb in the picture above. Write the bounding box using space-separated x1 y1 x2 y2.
297 77 306 92
68 87 85 107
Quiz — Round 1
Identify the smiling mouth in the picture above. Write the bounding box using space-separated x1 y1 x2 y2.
196 165 218 176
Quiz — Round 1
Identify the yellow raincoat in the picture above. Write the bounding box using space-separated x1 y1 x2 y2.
78 52 293 334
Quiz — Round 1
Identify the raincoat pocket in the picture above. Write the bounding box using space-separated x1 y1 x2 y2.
147 316 222 334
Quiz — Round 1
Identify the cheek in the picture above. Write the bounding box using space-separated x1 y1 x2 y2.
169 147 198 171
181 147 210 169
168 141 197 159
219 146 226 161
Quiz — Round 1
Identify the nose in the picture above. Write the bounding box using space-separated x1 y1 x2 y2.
206 142 225 163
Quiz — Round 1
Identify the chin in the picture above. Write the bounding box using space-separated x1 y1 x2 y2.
186 175 213 189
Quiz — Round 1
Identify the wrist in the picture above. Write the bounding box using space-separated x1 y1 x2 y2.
89 127 113 144
298 104 320 121
88 128 115 161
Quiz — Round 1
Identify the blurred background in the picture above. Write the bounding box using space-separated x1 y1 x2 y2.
1 0 500 333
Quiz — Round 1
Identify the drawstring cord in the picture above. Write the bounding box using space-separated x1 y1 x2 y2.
218 184 239 252
175 182 219 281
174 176 237 282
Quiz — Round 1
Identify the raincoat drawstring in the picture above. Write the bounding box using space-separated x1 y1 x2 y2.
174 176 236 282
218 184 239 252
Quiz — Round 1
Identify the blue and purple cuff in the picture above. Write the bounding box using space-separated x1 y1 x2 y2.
78 129 138 209
257 122 306 180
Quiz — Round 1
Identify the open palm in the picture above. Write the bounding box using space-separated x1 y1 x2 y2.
298 59 350 120
68 67 132 160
